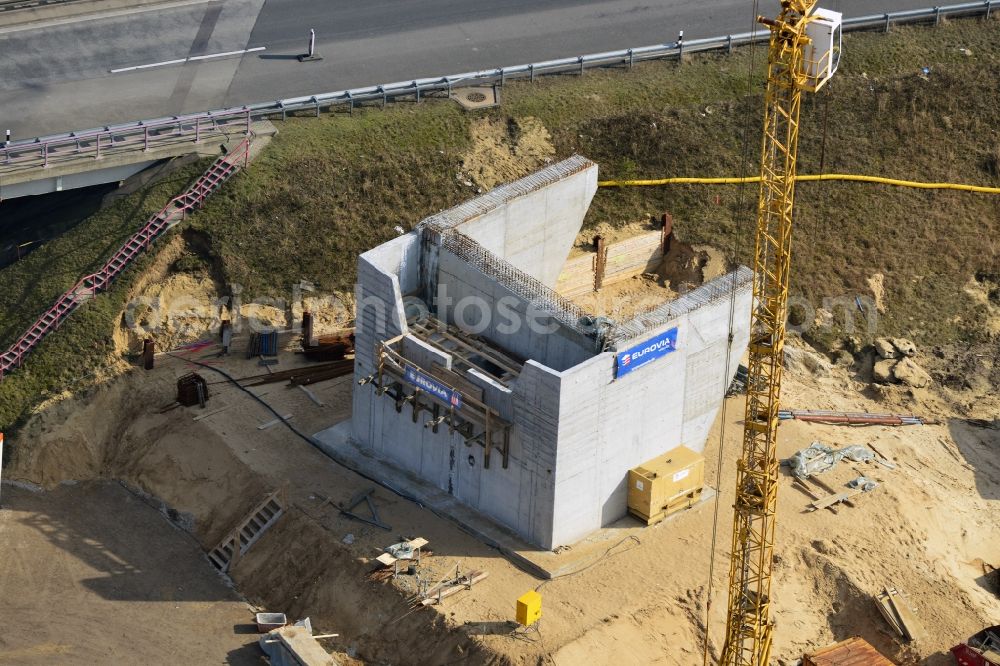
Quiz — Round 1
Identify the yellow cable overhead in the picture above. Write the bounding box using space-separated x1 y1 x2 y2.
597 173 1000 194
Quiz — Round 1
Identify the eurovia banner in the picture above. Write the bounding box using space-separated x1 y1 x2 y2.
404 365 463 409
615 326 679 378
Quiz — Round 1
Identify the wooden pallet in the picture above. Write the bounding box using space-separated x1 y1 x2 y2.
629 488 703 526
208 490 285 572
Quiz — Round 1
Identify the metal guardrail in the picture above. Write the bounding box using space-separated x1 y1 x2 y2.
0 1 993 174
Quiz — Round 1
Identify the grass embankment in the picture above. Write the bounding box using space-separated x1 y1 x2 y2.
1 18 998 428
0 164 209 426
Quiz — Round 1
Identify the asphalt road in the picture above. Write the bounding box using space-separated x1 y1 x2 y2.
0 0 936 139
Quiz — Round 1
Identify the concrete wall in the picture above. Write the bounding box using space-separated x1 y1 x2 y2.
353 232 565 546
457 163 598 287
422 155 597 287
351 234 416 454
350 158 753 550
548 272 753 546
353 336 562 547
435 247 594 372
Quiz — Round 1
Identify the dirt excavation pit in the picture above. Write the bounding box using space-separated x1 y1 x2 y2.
7 318 1000 664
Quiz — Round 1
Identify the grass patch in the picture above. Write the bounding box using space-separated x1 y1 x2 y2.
0 163 209 427
2 17 999 429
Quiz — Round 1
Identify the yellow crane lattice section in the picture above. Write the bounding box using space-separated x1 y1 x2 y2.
721 2 825 664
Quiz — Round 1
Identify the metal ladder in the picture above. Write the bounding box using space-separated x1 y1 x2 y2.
207 490 285 573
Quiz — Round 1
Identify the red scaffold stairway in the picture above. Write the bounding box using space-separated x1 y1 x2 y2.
0 136 252 380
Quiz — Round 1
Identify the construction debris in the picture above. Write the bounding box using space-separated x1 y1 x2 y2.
337 488 390 531
419 565 489 606
259 624 339 666
892 357 932 388
874 338 897 359
785 442 875 479
242 359 354 387
302 329 355 362
848 475 878 492
869 337 933 387
375 537 429 577
876 585 927 642
177 373 209 407
792 477 840 514
726 364 749 396
808 487 865 511
778 409 934 425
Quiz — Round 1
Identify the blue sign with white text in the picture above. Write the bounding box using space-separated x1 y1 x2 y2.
403 365 463 408
615 326 679 378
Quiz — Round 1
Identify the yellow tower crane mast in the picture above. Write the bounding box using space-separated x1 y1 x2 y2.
721 2 841 665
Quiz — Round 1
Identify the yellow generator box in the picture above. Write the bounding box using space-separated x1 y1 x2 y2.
516 591 542 626
628 445 704 525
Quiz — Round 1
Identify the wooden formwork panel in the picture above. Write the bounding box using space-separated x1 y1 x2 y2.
557 231 664 297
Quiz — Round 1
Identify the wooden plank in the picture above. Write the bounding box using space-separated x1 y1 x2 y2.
875 590 904 637
809 487 864 511
410 323 521 377
806 476 857 508
258 414 293 430
420 570 489 606
804 636 895 665
298 384 325 406
422 564 460 599
885 586 927 642
793 478 838 514
192 404 231 421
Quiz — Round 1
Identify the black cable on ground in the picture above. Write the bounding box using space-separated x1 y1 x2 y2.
167 352 552 580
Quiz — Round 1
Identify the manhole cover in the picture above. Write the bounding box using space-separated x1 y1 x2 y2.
465 92 487 103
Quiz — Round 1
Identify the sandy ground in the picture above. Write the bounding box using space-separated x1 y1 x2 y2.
570 239 729 321
0 481 259 665
6 329 1000 664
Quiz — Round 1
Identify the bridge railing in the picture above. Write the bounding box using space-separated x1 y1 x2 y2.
0 0 993 175
0 112 250 176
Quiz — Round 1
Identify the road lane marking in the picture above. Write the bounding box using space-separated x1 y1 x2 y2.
110 47 265 73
